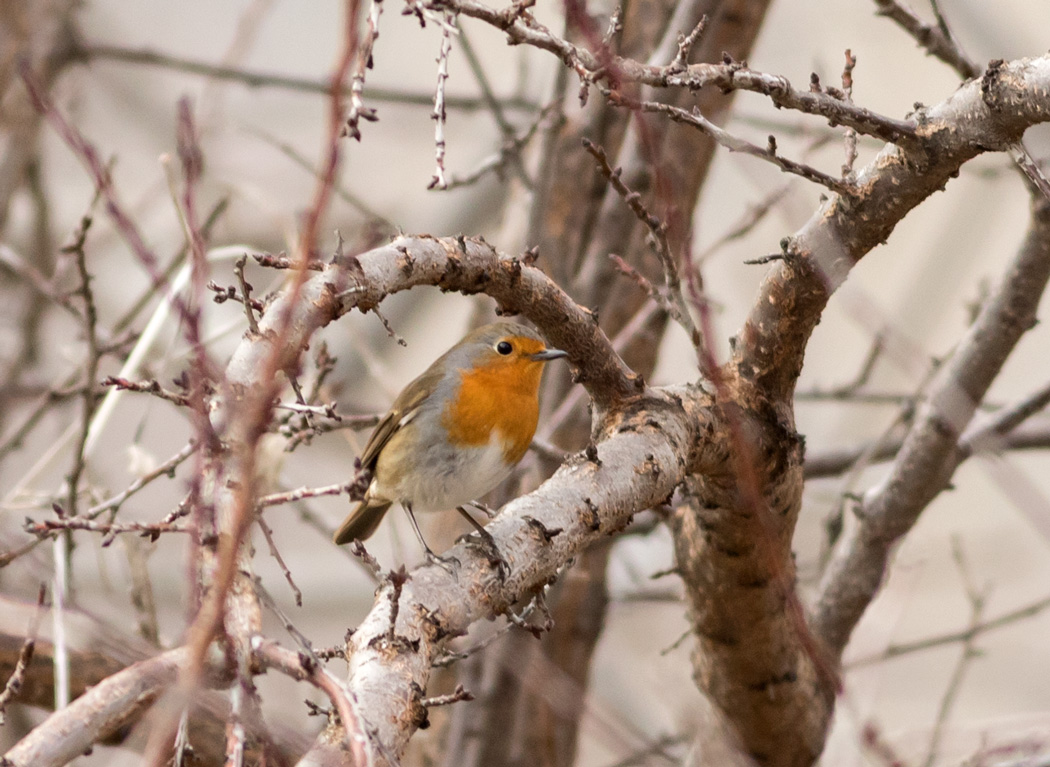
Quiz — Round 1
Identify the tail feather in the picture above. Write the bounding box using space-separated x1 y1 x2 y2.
333 500 393 545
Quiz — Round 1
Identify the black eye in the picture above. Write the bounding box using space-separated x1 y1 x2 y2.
496 340 513 355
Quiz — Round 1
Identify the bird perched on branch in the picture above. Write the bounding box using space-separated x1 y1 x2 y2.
333 321 568 572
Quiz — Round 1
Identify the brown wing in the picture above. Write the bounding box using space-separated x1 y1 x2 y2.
357 362 445 470
332 498 392 544
334 363 448 546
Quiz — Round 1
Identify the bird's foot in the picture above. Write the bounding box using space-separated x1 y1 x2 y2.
423 546 460 576
462 528 509 581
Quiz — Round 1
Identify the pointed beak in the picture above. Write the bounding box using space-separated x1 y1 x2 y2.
529 347 568 362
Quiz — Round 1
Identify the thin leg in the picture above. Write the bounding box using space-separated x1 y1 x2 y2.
456 506 509 580
402 503 459 574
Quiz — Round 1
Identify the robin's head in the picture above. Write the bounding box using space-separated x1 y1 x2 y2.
441 322 566 458
451 322 567 392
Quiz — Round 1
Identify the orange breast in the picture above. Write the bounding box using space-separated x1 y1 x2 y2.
441 358 543 464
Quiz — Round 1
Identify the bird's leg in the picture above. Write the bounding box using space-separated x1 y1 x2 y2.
402 503 459 574
456 505 509 581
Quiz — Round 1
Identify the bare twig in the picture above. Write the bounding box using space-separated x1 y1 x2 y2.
583 138 701 348
428 12 456 190
922 539 987 767
694 182 790 263
252 252 326 270
871 0 979 78
345 0 383 139
420 684 474 707
840 49 858 178
80 42 538 112
101 376 191 407
256 515 304 607
256 482 348 509
0 586 46 724
25 515 190 543
234 254 260 333
245 126 397 229
607 91 855 195
253 638 372 764
64 215 99 519
86 441 199 517
848 590 1050 668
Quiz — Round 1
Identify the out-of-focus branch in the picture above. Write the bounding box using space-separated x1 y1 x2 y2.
76 43 539 113
814 193 1050 655
805 416 1050 479
4 647 196 767
0 597 307 765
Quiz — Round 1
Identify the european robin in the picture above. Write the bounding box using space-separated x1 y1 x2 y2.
332 321 568 569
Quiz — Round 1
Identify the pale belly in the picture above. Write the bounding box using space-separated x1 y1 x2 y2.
371 427 513 512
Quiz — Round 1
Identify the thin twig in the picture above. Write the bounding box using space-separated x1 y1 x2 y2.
428 12 456 189
922 539 987 767
256 515 304 607
847 591 1050 668
80 42 538 111
694 182 790 263
26 515 190 542
582 138 701 348
234 255 261 333
0 585 46 724
245 127 396 229
871 0 978 78
345 0 383 139
420 684 474 707
608 90 855 196
256 483 348 509
253 638 372 764
841 49 858 178
86 441 199 518
101 376 191 407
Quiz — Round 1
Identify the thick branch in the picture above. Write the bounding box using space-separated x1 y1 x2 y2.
813 193 1050 654
0 597 309 766
231 236 640 411
4 648 191 767
734 54 1050 403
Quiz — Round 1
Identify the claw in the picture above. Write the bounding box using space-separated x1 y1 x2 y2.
464 530 509 581
455 505 509 581
424 547 460 576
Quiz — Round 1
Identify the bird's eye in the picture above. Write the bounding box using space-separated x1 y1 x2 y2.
496 340 513 355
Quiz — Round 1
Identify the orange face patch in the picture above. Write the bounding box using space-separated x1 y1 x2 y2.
441 336 549 463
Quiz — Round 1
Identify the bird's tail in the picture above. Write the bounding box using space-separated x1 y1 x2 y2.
332 499 393 545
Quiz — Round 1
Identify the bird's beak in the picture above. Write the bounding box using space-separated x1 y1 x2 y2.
529 348 568 362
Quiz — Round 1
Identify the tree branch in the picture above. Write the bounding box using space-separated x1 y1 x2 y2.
814 192 1050 655
734 54 1050 404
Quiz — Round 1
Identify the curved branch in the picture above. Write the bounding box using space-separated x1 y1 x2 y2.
734 54 1050 404
229 236 641 412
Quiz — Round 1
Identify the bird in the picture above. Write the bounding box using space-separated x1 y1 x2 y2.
332 321 568 571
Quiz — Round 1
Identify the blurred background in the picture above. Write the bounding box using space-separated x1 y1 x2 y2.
1 0 1049 764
